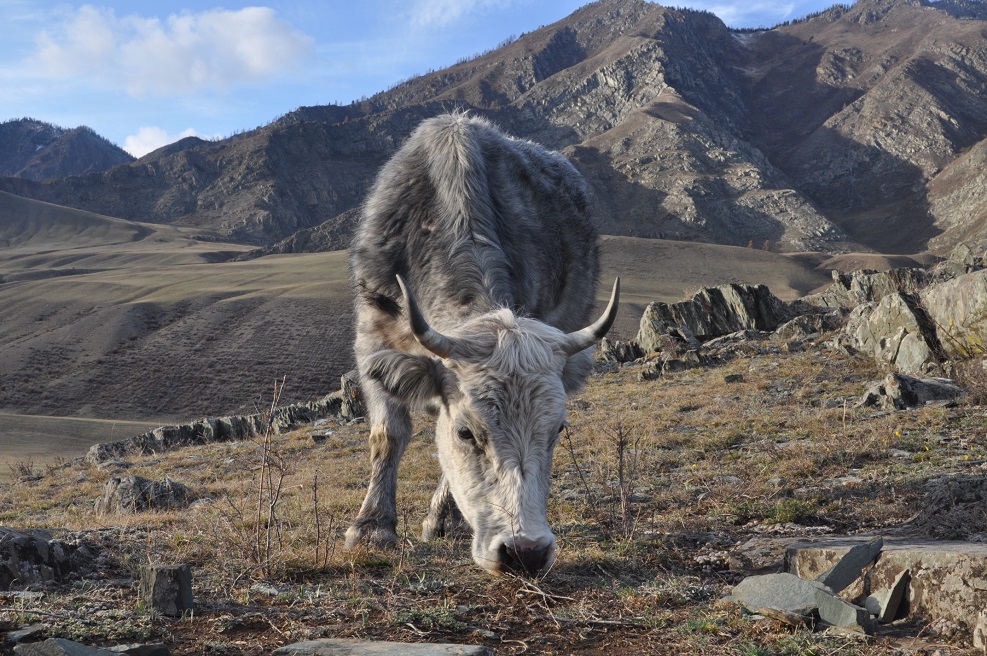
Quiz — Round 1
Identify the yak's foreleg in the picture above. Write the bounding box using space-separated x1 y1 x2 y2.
344 378 411 549
421 473 466 541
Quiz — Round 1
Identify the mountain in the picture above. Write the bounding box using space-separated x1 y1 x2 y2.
0 118 134 180
4 0 987 254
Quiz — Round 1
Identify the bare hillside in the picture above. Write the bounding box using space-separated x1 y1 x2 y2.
5 0 987 254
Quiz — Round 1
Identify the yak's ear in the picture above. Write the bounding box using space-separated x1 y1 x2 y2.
363 350 454 411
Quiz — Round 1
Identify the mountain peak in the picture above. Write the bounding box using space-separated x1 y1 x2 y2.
0 118 133 181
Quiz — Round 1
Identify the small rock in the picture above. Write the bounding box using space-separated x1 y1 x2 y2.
724 374 744 384
106 645 170 656
815 588 875 634
865 569 909 623
250 583 285 597
138 564 193 617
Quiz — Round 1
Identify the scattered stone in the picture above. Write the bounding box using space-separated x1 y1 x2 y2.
273 639 494 655
7 624 45 644
728 572 830 617
815 537 883 593
106 644 170 656
13 638 116 656
814 588 875 635
857 373 963 410
93 477 195 515
138 564 193 617
865 569 909 623
85 393 344 464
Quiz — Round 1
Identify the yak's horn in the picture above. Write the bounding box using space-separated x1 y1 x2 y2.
561 278 620 356
397 274 456 358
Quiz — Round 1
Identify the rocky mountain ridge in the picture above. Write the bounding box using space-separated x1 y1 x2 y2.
0 118 134 181
4 0 987 254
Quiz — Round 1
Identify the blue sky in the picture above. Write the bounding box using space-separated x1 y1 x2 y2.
1 1 839 157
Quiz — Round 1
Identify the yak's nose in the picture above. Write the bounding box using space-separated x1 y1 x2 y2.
497 539 552 577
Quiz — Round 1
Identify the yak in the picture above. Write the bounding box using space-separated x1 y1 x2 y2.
346 113 619 576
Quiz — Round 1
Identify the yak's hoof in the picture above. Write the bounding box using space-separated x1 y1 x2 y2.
421 510 467 541
345 521 399 550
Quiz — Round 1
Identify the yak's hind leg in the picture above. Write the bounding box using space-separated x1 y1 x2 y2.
421 473 466 541
344 376 412 549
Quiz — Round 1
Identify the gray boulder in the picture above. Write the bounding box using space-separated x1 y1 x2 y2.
93 477 194 515
637 283 789 351
728 572 830 617
858 373 964 411
0 527 92 590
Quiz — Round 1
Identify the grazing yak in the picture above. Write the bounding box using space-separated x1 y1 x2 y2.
346 113 619 576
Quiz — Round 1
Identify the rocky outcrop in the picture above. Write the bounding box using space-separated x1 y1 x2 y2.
802 268 930 309
788 538 987 646
833 293 943 375
636 283 790 351
921 269 987 361
0 527 93 591
85 393 343 464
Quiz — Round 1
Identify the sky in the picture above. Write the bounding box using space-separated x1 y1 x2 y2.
0 0 841 158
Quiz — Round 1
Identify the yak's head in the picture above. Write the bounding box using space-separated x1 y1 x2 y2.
366 276 619 576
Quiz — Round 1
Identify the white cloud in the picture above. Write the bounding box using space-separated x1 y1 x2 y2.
33 5 313 97
410 0 517 27
123 126 217 158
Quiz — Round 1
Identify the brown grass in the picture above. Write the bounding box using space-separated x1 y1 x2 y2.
3 341 985 655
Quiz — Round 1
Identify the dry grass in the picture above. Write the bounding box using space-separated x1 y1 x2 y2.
3 340 986 655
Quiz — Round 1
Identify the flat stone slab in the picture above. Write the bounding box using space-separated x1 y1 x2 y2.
273 640 494 656
786 538 987 644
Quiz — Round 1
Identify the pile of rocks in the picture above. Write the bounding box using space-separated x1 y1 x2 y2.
611 244 987 407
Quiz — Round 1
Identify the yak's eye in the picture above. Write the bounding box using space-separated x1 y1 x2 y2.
456 426 475 442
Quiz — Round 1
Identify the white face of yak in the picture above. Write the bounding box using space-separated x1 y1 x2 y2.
366 276 619 576
436 325 568 576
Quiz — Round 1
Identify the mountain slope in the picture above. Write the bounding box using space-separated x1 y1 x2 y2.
5 0 987 254
0 118 134 180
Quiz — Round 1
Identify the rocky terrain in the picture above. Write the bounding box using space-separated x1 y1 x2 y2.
0 119 133 181
4 0 987 254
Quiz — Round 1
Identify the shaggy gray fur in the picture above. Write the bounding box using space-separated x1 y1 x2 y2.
346 113 609 575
